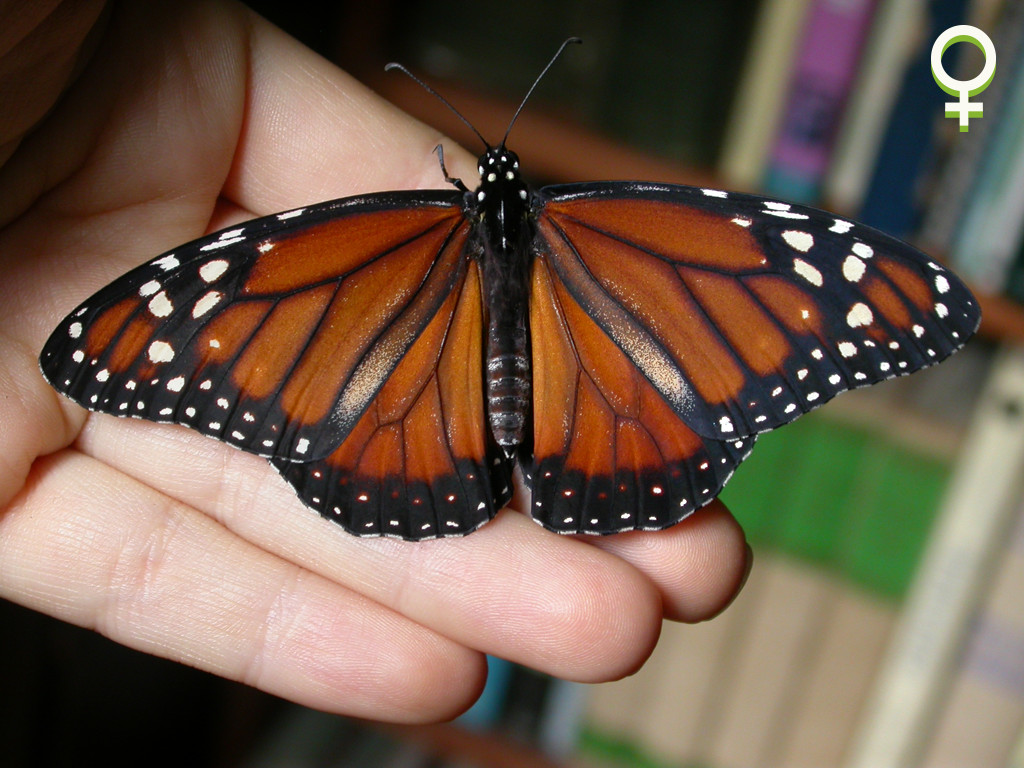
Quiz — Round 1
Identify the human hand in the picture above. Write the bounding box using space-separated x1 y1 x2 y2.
0 0 750 722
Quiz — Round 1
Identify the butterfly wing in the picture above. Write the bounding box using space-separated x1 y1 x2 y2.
40 191 512 538
534 182 980 443
273 258 515 539
527 255 755 534
525 181 979 533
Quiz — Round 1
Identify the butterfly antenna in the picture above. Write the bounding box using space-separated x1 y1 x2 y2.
501 37 582 148
384 62 490 151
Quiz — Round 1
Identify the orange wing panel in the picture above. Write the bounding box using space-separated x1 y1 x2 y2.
527 256 753 534
274 261 513 540
543 197 767 270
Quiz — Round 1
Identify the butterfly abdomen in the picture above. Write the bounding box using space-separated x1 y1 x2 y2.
486 323 530 448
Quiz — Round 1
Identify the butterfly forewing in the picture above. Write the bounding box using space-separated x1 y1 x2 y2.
536 182 980 443
39 191 467 463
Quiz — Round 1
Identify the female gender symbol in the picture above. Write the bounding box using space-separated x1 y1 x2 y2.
931 25 996 132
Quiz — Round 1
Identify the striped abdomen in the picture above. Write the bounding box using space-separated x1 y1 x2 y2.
486 323 530 449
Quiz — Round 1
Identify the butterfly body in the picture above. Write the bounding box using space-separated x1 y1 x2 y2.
471 147 534 451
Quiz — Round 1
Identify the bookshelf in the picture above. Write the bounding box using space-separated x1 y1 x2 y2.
347 5 1024 768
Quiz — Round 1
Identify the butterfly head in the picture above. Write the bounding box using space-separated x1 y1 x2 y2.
476 147 528 205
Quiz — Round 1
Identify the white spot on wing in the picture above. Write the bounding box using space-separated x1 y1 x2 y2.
830 219 854 234
148 291 173 317
838 341 857 358
846 302 873 328
192 291 222 318
147 340 174 363
701 188 728 198
793 259 823 286
166 376 185 392
152 254 180 271
139 280 161 297
277 208 304 220
68 322 82 339
852 242 874 258
782 230 814 252
843 255 866 282
199 259 229 282
201 228 245 252
764 201 810 220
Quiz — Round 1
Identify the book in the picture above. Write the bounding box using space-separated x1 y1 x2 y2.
718 0 812 192
774 586 895 768
856 0 971 239
947 27 1024 292
917 0 1024 260
629 587 751 765
823 0 928 213
917 501 1024 768
705 556 840 768
845 346 1024 768
762 0 879 203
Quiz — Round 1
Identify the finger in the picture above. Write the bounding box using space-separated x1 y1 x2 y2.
77 416 664 682
0 448 486 722
226 12 478 213
583 500 753 623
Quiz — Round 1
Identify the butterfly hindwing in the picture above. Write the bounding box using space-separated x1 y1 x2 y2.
526 253 755 534
39 191 469 463
274 260 514 539
536 182 980 442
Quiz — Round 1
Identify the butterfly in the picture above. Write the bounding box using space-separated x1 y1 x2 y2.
39 40 980 540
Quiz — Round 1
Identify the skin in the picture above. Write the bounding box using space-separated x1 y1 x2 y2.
0 1 751 723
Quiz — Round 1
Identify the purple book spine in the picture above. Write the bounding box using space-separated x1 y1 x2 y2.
766 0 878 201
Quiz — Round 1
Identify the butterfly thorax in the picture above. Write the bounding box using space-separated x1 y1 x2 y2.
471 147 532 453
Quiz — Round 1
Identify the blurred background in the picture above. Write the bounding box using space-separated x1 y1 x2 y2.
4 0 1024 766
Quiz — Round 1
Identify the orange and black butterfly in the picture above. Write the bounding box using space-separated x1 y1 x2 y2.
39 42 980 540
